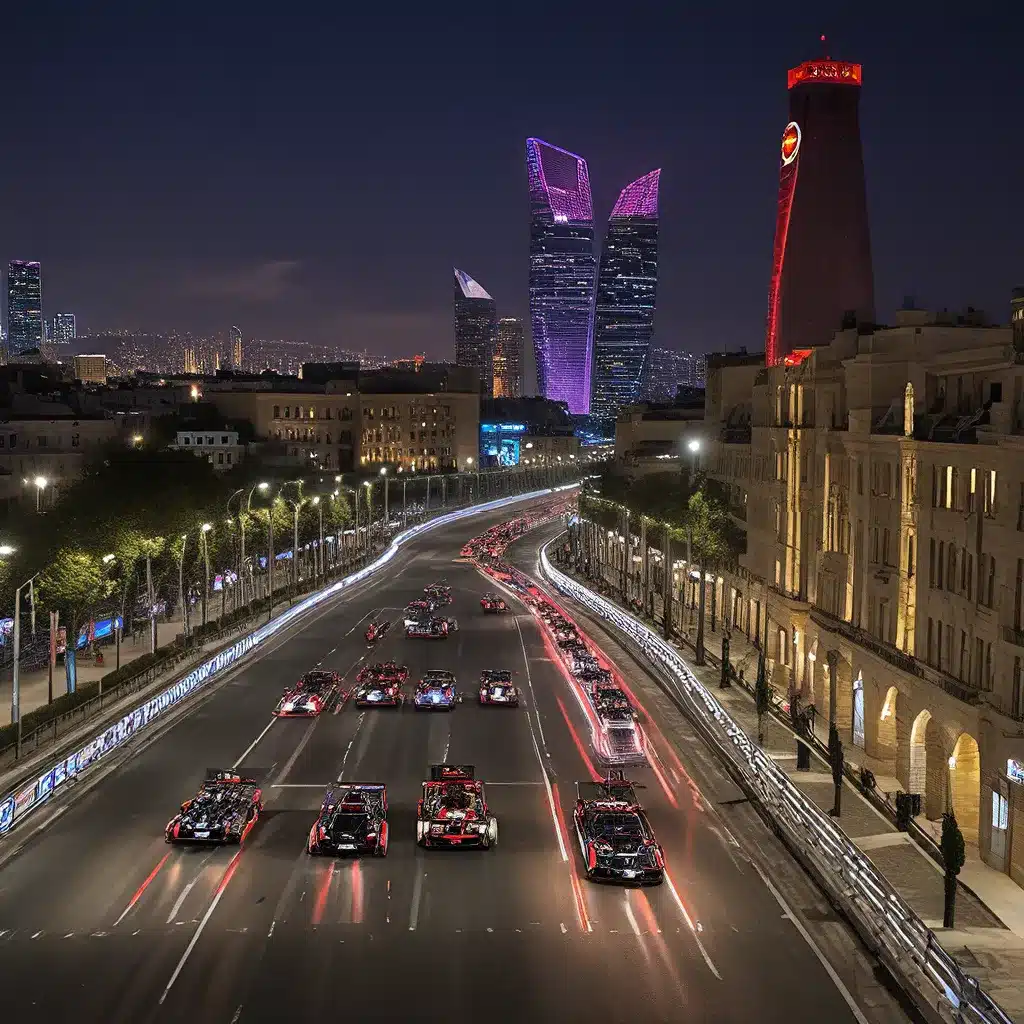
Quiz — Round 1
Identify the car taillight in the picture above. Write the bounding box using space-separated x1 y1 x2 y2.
319 826 327 840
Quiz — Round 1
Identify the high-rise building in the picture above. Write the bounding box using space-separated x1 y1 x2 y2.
493 317 524 399
230 325 243 369
453 269 497 396
73 353 107 385
591 169 661 418
764 47 874 366
643 347 706 402
50 313 76 343
7 261 43 353
527 138 596 415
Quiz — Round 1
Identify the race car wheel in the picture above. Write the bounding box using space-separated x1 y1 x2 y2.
375 821 389 857
486 817 498 848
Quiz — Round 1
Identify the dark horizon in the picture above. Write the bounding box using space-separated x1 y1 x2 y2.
2 8 1021 362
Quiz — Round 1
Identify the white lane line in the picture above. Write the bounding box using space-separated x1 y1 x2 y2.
514 616 568 863
31 930 42 939
560 922 567 934
166 869 205 925
231 718 277 770
34 806 67 833
514 615 551 756
663 873 722 980
230 1005 243 1024
272 717 319 786
337 712 367 782
623 897 642 937
159 853 241 1005
409 870 425 931
751 862 870 1024
267 920 275 938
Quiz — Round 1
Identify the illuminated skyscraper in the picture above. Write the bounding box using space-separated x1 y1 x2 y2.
50 313 76 342
493 317 524 398
764 47 873 366
453 268 497 396
7 260 43 352
591 170 660 418
527 138 596 414
230 324 243 369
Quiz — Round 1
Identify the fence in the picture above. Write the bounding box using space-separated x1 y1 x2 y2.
539 539 1010 1024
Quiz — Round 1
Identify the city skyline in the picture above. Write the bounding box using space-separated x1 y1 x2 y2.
6 261 43 354
452 268 497 396
591 169 661 418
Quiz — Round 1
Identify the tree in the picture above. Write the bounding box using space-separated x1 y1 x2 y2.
941 811 966 928
827 724 844 817
687 483 739 667
37 550 112 693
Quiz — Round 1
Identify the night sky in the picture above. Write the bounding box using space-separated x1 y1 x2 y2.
3 6 1021 363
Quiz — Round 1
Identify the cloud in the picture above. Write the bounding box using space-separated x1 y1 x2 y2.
181 260 302 302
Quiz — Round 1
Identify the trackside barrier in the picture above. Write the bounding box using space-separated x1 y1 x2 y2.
538 542 1011 1024
0 485 576 839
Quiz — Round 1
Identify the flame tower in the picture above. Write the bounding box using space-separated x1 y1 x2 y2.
591 169 660 418
527 138 596 414
764 49 874 366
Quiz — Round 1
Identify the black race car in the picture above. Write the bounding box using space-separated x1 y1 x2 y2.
274 669 344 717
479 670 520 707
416 765 498 848
573 774 664 884
403 600 436 625
365 619 392 643
166 770 263 844
480 593 507 614
414 670 460 709
307 783 389 856
406 615 457 639
424 582 452 606
353 673 404 707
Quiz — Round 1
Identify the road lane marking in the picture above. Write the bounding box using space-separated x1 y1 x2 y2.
514 614 551 755
409 870 425 931
232 718 277 770
663 870 722 980
751 861 870 1024
31 931 42 939
230 1005 243 1024
34 806 67 832
623 896 642 937
337 712 367 781
159 851 243 1005
165 852 217 924
560 922 567 934
114 852 171 926
272 717 319 786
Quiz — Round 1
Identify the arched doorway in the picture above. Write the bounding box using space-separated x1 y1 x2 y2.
852 671 865 749
876 686 898 767
950 733 981 845
909 709 931 797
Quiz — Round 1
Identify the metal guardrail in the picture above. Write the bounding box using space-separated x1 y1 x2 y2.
0 484 577 839
538 543 1011 1024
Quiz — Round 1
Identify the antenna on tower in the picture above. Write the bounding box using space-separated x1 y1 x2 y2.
820 33 829 59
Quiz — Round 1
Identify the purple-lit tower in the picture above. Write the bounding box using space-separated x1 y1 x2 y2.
527 138 596 414
591 170 660 418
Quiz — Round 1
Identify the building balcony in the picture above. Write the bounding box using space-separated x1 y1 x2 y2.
1002 626 1024 649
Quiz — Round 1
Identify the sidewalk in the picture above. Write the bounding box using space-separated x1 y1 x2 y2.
566 559 1024 1019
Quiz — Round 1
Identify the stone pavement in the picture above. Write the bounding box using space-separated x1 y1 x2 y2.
564 560 1024 1020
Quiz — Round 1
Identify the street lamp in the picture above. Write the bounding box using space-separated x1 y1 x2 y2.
229 480 269 607
379 467 389 533
178 534 189 638
311 496 324 579
33 475 49 513
200 523 213 626
466 457 478 502
363 480 373 549
11 567 40 759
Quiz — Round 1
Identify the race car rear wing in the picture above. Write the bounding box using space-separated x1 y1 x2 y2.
430 764 475 781
205 769 245 784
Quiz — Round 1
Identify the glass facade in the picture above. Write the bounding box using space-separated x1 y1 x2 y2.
527 138 596 415
493 317 524 398
453 268 497 397
7 261 43 352
591 170 660 418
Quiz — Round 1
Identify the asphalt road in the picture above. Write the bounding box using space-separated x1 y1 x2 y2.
0 498 902 1023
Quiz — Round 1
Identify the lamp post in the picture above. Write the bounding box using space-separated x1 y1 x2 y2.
466 457 477 502
200 523 212 626
11 569 40 760
101 553 123 670
363 480 373 551
33 474 49 513
229 481 269 607
687 438 701 477
402 476 408 530
177 534 189 638
312 496 324 580
380 467 389 535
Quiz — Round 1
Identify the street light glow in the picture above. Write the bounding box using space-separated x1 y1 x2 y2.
0 545 16 556
102 553 115 563
201 522 212 533
687 439 701 453
258 481 269 492
379 466 387 476
312 496 320 505
33 476 49 489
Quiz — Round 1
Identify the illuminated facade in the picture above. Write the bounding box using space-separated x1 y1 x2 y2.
453 268 497 397
764 55 874 366
591 170 660 418
7 260 43 352
527 138 596 414
493 317 524 399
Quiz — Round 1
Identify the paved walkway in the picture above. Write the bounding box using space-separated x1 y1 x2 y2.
567 558 1024 1019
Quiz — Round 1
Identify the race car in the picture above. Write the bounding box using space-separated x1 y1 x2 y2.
365 619 391 643
573 773 664 884
424 582 452 605
404 600 435 625
584 668 615 689
414 670 460 709
307 782 389 856
166 769 263 844
357 661 408 684
416 765 498 848
479 670 520 707
353 674 404 707
594 686 636 718
274 669 343 716
480 593 507 614
406 615 456 639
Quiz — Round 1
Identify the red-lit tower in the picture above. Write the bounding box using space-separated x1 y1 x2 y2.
764 43 874 366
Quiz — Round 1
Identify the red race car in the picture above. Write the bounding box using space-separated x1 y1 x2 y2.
416 765 498 848
480 593 507 614
358 661 408 684
274 670 344 716
479 670 520 707
365 620 392 643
